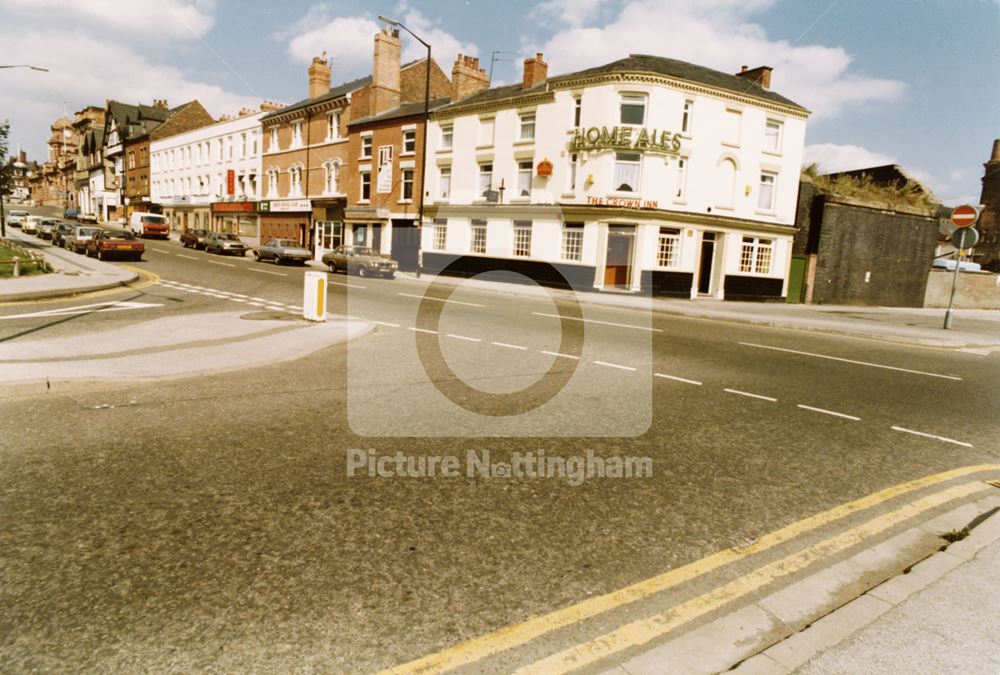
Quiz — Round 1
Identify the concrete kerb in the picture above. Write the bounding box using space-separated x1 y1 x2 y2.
394 272 1000 349
614 494 1000 675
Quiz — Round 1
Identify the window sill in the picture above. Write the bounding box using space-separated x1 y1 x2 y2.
721 141 740 149
510 197 531 203
322 137 348 145
560 192 577 198
475 145 495 151
436 148 453 154
360 155 372 162
397 199 414 205
714 204 735 211
762 149 782 158
754 209 777 217
358 200 371 205
513 138 535 146
673 198 687 205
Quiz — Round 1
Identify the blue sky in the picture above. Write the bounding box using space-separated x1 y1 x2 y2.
1 0 997 204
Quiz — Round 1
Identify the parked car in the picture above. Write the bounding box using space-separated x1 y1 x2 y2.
254 238 311 265
85 228 144 261
65 226 104 254
204 232 247 256
322 245 398 278
21 215 41 234
52 222 75 248
78 213 98 224
5 209 30 228
36 218 58 239
180 228 209 249
63 207 80 220
932 258 982 272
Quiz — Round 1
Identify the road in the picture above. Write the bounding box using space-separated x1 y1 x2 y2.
1 227 999 672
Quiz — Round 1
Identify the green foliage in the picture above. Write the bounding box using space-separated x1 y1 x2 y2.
0 119 13 197
801 162 938 211
0 242 51 277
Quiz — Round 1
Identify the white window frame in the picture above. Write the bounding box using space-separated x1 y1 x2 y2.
361 134 372 159
513 220 532 257
401 168 414 201
568 153 578 193
757 171 777 212
269 127 279 152
613 152 642 193
723 109 742 147
440 124 453 150
764 119 783 153
675 157 688 201
291 122 303 148
657 227 681 268
326 111 341 141
478 117 495 147
519 112 536 141
516 160 533 197
289 164 304 197
561 224 583 261
470 219 486 254
739 236 774 275
360 170 371 202
402 129 416 155
619 93 647 126
323 160 340 195
433 218 447 251
478 162 493 196
439 166 451 199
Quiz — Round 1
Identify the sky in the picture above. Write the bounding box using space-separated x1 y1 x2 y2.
0 0 997 205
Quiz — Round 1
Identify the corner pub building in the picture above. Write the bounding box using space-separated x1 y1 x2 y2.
422 54 809 299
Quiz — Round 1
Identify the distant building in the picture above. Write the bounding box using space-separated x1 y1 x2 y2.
5 150 38 203
29 116 79 208
975 139 1000 268
71 106 107 217
100 100 173 221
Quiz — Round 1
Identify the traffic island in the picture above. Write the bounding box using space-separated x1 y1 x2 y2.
0 240 52 277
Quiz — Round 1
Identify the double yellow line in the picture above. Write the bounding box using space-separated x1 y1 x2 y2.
382 464 1000 674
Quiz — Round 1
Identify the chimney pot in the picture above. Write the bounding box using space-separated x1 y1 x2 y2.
451 50 491 101
740 65 748 73
991 139 1000 163
308 54 332 98
735 65 772 89
522 52 548 89
371 27 402 116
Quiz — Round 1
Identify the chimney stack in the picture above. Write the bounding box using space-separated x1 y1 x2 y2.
522 53 548 89
371 28 402 116
990 139 1000 163
18 149 26 163
451 53 490 101
153 99 169 109
735 65 773 89
260 100 286 112
308 54 332 98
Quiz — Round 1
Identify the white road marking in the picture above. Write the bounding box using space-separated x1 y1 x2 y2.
249 297 269 302
541 350 580 360
372 321 400 328
177 254 197 260
0 300 163 320
738 342 962 381
492 341 527 351
249 268 286 277
408 327 438 334
288 305 302 311
399 292 484 308
797 404 860 421
891 426 974 448
229 298 248 303
247 301 266 307
208 260 236 268
725 388 778 402
147 248 169 254
594 360 637 372
447 334 482 342
654 373 702 385
958 348 991 356
328 280 365 289
531 312 662 332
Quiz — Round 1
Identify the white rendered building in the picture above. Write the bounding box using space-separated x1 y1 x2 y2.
150 111 265 242
423 54 809 300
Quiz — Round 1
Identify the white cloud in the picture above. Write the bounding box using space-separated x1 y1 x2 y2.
532 0 906 120
803 143 896 173
0 0 216 40
534 0 608 28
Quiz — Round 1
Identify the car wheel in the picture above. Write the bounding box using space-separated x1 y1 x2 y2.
96 249 104 260
385 272 395 279
274 256 283 265
253 251 261 262
327 262 337 273
357 265 368 278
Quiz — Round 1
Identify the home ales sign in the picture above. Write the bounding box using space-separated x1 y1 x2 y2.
570 126 682 155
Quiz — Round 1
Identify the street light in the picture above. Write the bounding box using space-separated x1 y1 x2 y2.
378 15 430 278
0 65 49 71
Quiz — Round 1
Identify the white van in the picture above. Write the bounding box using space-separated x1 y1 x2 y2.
128 212 169 239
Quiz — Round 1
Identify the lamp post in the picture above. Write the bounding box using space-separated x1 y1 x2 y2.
378 15 430 278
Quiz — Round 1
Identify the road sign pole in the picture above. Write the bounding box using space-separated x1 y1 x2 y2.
943 250 962 330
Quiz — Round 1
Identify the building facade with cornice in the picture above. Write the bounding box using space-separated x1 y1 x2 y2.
423 54 809 300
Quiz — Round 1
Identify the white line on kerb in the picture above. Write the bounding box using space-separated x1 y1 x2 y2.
738 342 962 381
399 292 484 308
249 268 286 277
532 312 662 332
654 373 702 385
372 321 400 328
541 350 579 360
797 404 860 421
408 327 437 334
725 388 778 402
176 254 197 260
891 426 974 448
594 360 637 372
447 334 482 342
492 341 527 350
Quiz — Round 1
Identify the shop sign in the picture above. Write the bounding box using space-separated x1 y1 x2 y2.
212 201 255 213
377 146 394 194
587 195 659 210
226 170 235 195
266 199 312 212
570 126 682 155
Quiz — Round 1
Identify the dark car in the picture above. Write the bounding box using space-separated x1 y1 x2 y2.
254 238 311 265
63 207 80 220
322 245 398 278
204 232 247 256
180 228 209 249
85 229 145 261
52 222 75 247
37 218 58 240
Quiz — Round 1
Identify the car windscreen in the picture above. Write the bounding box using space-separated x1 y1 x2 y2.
107 230 136 239
78 228 100 236
218 233 240 241
141 216 166 224
277 240 300 248
352 247 377 256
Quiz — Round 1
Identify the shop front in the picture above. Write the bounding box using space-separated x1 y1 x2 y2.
312 198 347 261
259 199 312 249
164 196 211 234
210 200 264 248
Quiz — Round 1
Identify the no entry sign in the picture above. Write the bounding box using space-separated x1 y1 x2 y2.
951 204 978 228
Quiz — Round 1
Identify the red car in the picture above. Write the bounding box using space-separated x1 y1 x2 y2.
180 228 209 249
86 229 145 261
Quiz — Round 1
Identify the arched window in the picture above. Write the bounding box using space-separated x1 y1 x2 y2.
323 160 340 195
266 168 279 197
717 157 737 209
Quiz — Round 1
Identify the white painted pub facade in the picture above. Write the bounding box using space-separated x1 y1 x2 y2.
423 55 809 300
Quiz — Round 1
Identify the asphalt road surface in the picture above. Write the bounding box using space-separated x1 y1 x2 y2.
2 234 999 671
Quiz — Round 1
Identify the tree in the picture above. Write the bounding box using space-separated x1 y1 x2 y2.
0 119 12 237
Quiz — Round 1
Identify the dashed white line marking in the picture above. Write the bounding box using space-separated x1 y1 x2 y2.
328 280 365 289
399 292 484 308
247 301 265 307
594 360 637 372
148 248 169 254
541 350 580 360
531 312 662 332
492 341 528 351
738 342 962 381
372 321 400 328
447 334 482 342
288 305 302 311
958 348 990 356
797 404 860 421
229 298 248 303
654 373 702 385
724 388 778 402
208 260 236 267
249 268 287 277
177 254 197 260
408 327 438 334
249 297 268 302
891 426 974 448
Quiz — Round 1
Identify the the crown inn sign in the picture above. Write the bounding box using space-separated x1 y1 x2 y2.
570 126 682 155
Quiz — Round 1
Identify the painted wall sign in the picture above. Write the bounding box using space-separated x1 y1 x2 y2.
212 201 255 213
570 126 682 155
587 196 659 209
266 199 312 212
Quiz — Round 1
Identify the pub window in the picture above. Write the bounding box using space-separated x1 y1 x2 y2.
657 227 681 267
519 112 535 141
619 93 646 126
613 152 641 192
439 166 451 199
440 124 453 149
516 160 532 196
757 171 777 211
471 219 487 254
403 129 416 154
513 220 532 257
740 236 773 274
433 218 447 251
478 162 493 196
561 222 583 261
764 119 782 153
